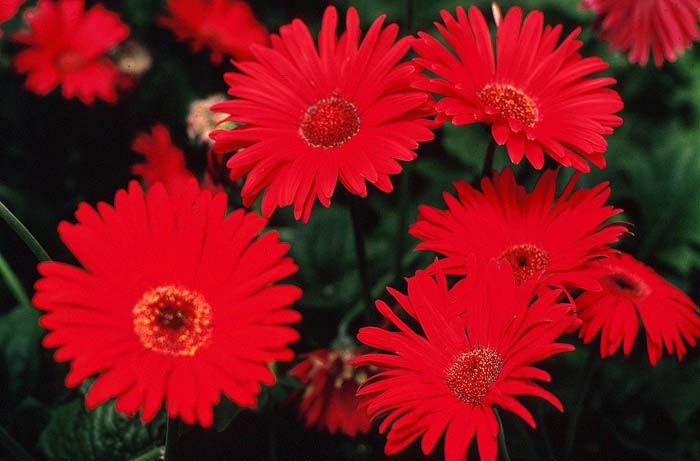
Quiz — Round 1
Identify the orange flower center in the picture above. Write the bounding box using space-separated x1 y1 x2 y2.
55 50 86 73
604 271 649 299
132 285 213 356
300 97 360 148
446 348 503 405
479 83 539 128
499 243 550 285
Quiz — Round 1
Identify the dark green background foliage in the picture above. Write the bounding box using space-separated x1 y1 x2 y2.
0 0 698 460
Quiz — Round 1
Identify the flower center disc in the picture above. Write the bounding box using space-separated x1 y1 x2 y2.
479 83 539 128
446 348 503 405
55 50 86 73
604 271 649 299
300 97 360 148
499 243 550 285
133 285 213 356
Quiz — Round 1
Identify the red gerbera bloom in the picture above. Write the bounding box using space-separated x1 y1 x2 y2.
33 181 302 426
0 0 23 38
410 168 627 292
131 124 196 195
159 0 268 64
210 6 435 222
582 0 700 66
577 252 700 365
413 6 623 171
12 0 129 104
353 263 576 461
289 347 372 436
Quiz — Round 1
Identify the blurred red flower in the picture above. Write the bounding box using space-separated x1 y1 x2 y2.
0 0 23 38
159 0 268 64
413 6 623 171
33 181 302 426
582 0 700 67
577 252 700 365
211 6 435 222
410 168 627 292
12 0 129 104
353 263 576 461
131 124 196 195
289 347 372 437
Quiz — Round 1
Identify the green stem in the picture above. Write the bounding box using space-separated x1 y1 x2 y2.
481 138 497 180
495 408 512 461
0 249 30 307
0 200 51 262
337 301 364 341
563 350 598 461
129 446 163 461
163 418 179 461
0 425 34 461
349 196 372 316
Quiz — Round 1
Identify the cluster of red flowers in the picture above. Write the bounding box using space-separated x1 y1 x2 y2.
13 1 700 460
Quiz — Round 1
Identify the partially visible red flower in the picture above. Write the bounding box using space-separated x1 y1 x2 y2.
353 263 576 461
211 6 435 222
577 252 700 365
413 6 623 171
0 0 23 38
410 168 627 292
289 347 372 437
33 181 302 427
159 0 268 64
131 124 196 195
582 0 700 67
12 0 129 104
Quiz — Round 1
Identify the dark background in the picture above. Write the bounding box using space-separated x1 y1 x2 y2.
0 0 699 460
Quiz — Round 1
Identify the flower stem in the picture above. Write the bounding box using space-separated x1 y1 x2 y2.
349 196 372 316
0 425 34 461
164 418 179 461
129 446 164 461
0 200 51 262
495 408 512 461
481 138 497 180
563 350 598 461
0 249 30 307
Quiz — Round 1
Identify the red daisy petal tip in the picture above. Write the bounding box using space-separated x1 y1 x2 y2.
577 252 700 365
32 181 302 427
210 5 436 222
582 0 700 67
158 0 269 64
410 167 628 296
12 0 130 105
354 262 576 460
289 347 373 437
412 5 623 171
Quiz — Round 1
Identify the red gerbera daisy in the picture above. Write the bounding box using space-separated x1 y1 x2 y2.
210 6 435 222
577 252 700 365
410 168 627 292
12 0 129 104
582 0 700 66
159 0 268 64
0 0 23 38
131 124 196 195
412 6 623 171
289 347 372 437
353 263 576 461
32 181 302 427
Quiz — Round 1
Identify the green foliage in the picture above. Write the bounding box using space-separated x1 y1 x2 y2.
38 399 164 461
0 306 42 411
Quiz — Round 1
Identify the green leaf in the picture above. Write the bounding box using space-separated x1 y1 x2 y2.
0 306 42 408
39 399 165 461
